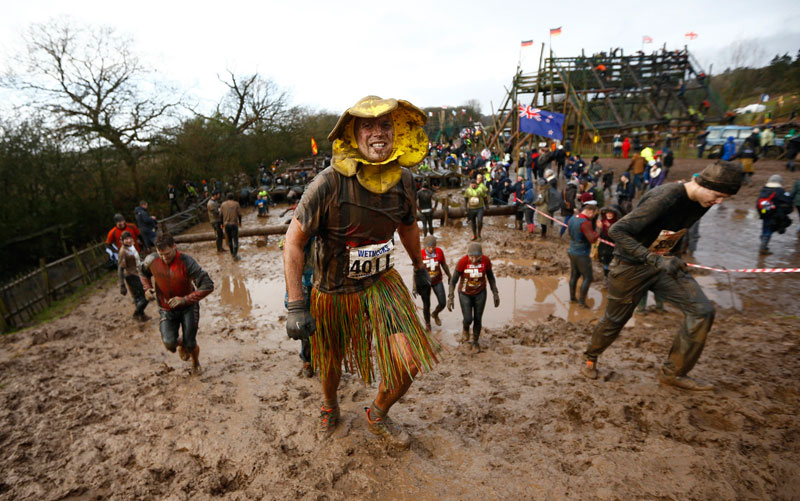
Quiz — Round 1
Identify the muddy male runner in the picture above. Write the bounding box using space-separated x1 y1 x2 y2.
141 233 214 375
207 191 225 253
220 193 243 261
283 95 440 450
581 161 742 391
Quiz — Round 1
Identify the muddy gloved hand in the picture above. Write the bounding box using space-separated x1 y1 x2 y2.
647 253 687 278
492 289 500 307
145 289 156 301
447 292 455 311
286 300 315 341
413 267 431 297
168 296 187 309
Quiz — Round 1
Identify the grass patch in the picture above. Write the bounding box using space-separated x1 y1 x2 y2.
4 273 114 336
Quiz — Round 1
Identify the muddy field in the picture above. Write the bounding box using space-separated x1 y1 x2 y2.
1 158 799 500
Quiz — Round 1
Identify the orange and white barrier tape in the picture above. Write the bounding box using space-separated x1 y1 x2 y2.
525 204 800 274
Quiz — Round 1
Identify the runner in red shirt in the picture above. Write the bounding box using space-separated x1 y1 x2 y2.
106 214 143 254
447 242 499 352
141 233 214 375
414 235 451 331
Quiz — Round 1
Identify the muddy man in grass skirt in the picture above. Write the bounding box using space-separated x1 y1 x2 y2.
283 96 440 450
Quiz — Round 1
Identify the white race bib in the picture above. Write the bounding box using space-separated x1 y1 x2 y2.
469 196 481 208
649 229 687 256
347 240 394 280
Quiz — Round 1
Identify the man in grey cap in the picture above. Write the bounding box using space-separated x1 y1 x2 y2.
581 161 743 391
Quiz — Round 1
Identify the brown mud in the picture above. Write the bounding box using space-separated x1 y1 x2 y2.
1 159 799 500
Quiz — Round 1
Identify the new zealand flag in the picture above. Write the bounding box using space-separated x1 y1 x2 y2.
518 104 565 140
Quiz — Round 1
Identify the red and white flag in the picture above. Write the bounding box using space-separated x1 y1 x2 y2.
685 32 698 40
549 27 562 37
642 35 653 44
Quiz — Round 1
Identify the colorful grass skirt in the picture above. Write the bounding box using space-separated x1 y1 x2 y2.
310 268 440 389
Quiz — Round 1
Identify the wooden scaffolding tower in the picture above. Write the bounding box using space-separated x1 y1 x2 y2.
488 45 727 155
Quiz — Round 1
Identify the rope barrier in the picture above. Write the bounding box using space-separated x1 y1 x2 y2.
523 203 800 274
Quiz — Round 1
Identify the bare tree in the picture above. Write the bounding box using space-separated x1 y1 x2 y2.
208 71 291 135
2 19 180 197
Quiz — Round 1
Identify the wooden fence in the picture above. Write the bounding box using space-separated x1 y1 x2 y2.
0 199 208 333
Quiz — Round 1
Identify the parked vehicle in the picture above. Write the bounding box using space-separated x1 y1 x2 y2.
703 125 784 158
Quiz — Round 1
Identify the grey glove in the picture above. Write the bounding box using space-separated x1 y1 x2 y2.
413 267 431 296
120 283 127 296
493 290 500 307
647 253 687 278
286 300 315 341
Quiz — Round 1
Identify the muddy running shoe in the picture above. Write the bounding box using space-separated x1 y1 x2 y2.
470 342 481 353
657 372 714 392
581 360 598 380
365 408 411 450
461 330 470 343
319 405 340 436
178 345 190 361
432 311 441 326
191 363 203 376
425 323 432 333
302 362 314 378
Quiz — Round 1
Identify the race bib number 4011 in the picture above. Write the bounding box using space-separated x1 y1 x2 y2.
347 240 395 280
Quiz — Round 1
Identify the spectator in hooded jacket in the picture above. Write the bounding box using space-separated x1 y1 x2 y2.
721 136 736 161
757 175 793 255
616 173 634 215
734 129 760 184
560 178 579 237
790 177 800 234
621 137 631 159
134 201 157 250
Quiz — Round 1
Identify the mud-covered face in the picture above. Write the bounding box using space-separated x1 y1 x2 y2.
693 185 730 208
468 254 481 264
115 221 126 230
122 236 134 247
425 246 435 256
355 115 394 163
157 245 177 265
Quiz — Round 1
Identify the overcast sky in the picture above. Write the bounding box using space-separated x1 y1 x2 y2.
2 0 799 117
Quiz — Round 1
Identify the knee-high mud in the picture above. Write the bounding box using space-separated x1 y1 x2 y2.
1 159 799 500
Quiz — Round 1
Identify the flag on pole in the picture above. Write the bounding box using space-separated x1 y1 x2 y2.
685 32 698 40
642 35 653 44
311 137 318 156
549 27 562 37
521 39 533 47
519 104 565 140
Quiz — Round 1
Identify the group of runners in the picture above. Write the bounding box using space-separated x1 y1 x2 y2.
114 94 744 450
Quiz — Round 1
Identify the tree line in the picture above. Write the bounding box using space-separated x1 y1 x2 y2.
712 49 800 107
0 19 343 280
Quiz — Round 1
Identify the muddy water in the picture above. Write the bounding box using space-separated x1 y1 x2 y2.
691 203 800 311
186 194 792 355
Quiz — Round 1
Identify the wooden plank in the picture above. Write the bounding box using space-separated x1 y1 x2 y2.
40 258 52 306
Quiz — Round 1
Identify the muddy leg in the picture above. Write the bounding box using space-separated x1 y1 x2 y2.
373 333 419 413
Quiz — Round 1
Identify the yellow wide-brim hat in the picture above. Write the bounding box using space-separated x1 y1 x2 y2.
329 96 428 168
